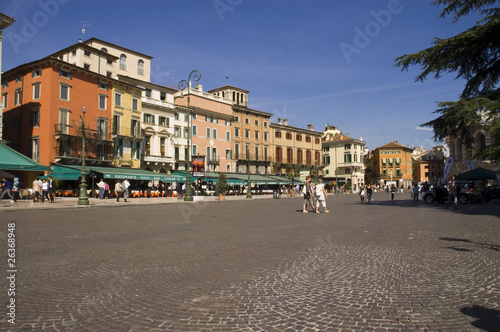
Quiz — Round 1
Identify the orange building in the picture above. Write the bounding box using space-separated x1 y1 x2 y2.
367 141 413 189
1 58 115 178
174 85 233 173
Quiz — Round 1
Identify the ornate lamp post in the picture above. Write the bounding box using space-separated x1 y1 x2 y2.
78 106 89 205
178 70 201 202
246 160 252 199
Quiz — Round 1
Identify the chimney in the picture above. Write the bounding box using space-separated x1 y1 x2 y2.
283 118 288 126
307 124 314 131
277 118 282 125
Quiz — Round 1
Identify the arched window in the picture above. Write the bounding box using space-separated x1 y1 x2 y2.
101 48 108 53
138 60 144 75
120 54 127 70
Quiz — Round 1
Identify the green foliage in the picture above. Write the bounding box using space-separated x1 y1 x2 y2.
395 0 500 161
345 181 352 192
214 173 228 196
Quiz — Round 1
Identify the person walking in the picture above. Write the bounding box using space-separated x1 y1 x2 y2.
314 178 329 213
390 184 396 201
302 177 315 213
41 179 49 202
32 177 41 202
359 185 365 203
122 178 130 202
412 183 420 202
48 176 55 203
104 182 110 199
366 184 373 203
447 176 458 210
97 179 105 199
115 181 123 202
0 177 14 202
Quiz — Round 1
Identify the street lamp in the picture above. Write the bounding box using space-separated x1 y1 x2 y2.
246 160 252 199
78 105 89 205
178 70 201 202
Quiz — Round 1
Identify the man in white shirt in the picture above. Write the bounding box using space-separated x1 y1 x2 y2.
122 178 130 202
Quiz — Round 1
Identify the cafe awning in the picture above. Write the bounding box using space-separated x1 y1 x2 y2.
0 142 50 171
43 165 88 180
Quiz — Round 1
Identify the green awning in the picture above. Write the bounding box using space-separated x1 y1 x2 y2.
203 177 247 185
0 143 50 171
42 165 88 180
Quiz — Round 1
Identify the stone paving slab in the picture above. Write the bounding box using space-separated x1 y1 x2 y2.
0 192 499 331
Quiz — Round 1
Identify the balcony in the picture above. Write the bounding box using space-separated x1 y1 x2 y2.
54 123 112 141
206 156 220 166
55 149 114 166
111 126 143 140
142 154 175 165
234 154 272 163
142 97 175 109
338 162 364 168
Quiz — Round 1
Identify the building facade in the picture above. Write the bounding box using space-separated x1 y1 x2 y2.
412 145 446 184
322 125 365 192
174 84 233 173
209 85 273 174
0 13 15 141
270 120 323 177
366 141 414 189
1 58 115 169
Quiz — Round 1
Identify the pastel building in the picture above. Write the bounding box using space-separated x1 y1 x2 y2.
0 13 15 141
175 84 233 173
209 85 273 174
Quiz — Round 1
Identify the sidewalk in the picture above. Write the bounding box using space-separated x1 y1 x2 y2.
0 193 281 212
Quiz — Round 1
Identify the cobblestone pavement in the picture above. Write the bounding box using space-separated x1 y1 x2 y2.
1 192 499 331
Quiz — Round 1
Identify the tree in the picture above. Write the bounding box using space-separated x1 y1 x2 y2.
214 173 229 196
394 0 500 161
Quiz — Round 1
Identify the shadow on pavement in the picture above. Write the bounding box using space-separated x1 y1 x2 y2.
460 305 500 331
439 237 500 253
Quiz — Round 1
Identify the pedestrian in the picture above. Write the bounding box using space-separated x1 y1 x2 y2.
412 183 420 202
0 177 14 202
366 184 373 203
12 177 20 202
295 184 300 196
182 183 186 198
302 176 315 213
390 184 396 201
97 179 105 199
447 176 458 210
314 178 329 213
122 178 130 202
104 182 110 199
41 179 49 202
48 176 55 203
167 184 173 197
32 177 41 202
115 180 123 202
359 185 365 203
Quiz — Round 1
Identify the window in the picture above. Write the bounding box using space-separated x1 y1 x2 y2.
235 143 239 159
296 134 302 141
60 84 70 101
120 54 127 70
145 89 151 97
131 119 140 137
315 138 320 144
192 145 197 155
235 128 240 137
206 147 211 161
84 63 90 70
245 118 249 124
344 144 351 150
115 139 123 157
59 70 72 79
305 136 311 143
213 129 217 139
275 131 282 138
159 116 168 127
206 127 211 138
59 109 70 134
255 145 259 159
286 133 292 140
132 98 138 111
255 131 259 140
212 147 217 161
264 132 268 141
160 91 166 101
245 129 250 138
2 93 7 108
112 114 121 135
15 89 22 105
174 126 180 137
264 121 268 127
115 93 122 106
138 60 144 75
106 71 112 78
174 113 179 120
192 113 197 119
192 125 197 136
98 82 109 90
32 137 39 162
132 141 140 159
97 118 108 139
226 149 232 159
254 120 259 126
84 50 91 57
32 69 42 77
143 113 153 124
184 127 189 138
264 147 268 161
31 109 40 127
234 116 239 122
99 94 107 110
226 131 230 141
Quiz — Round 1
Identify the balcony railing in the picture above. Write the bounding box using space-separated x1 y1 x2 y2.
142 154 175 164
111 126 143 139
54 123 112 141
338 162 364 168
234 154 272 163
206 156 220 165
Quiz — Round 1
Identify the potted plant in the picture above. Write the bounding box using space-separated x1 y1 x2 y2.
215 173 229 201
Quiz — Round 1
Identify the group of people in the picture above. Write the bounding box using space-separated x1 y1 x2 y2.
358 184 374 203
302 176 330 214
0 177 20 202
31 177 56 203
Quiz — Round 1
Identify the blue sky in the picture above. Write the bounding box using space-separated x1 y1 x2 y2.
1 0 483 150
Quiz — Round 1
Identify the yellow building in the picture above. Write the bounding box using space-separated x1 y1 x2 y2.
271 120 322 176
367 141 413 189
111 81 143 168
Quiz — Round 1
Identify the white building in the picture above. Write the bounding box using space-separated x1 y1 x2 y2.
322 125 366 192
